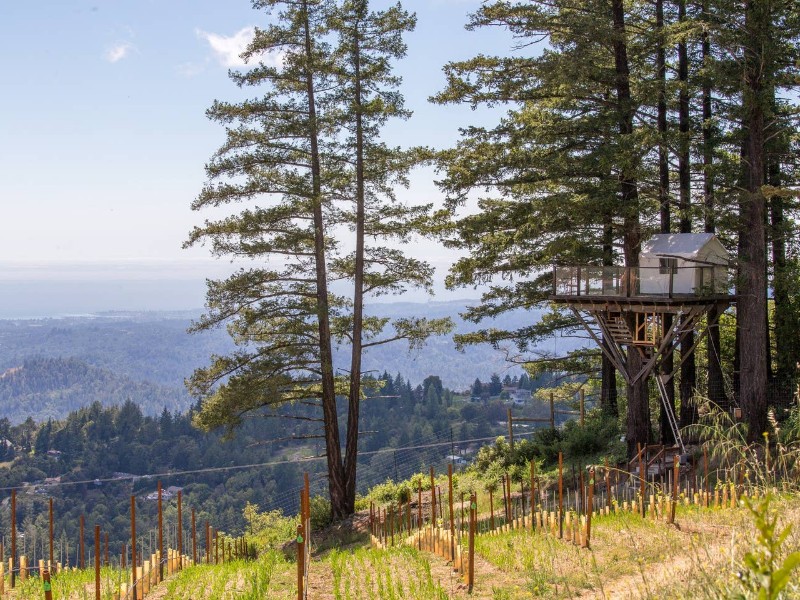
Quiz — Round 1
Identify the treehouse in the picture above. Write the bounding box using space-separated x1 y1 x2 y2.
550 233 735 451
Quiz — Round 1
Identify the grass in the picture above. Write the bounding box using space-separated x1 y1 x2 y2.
160 552 293 600
3 566 127 599
328 546 449 600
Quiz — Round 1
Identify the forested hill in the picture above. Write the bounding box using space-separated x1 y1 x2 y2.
0 357 189 424
0 303 584 423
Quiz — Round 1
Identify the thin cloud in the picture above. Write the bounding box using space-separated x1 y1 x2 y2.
196 26 255 68
105 42 134 63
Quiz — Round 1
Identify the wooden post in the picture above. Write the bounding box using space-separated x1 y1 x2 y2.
10 488 15 589
429 467 436 524
95 525 101 600
130 496 137 600
605 459 611 509
550 393 555 430
585 469 594 549
468 493 476 593
638 443 646 517
122 545 126 570
157 481 163 581
191 510 196 566
703 446 709 507
42 568 53 600
49 497 54 569
390 504 395 547
296 521 305 600
530 459 536 531
506 474 512 522
177 491 183 571
670 454 679 524
205 522 210 564
579 468 585 516
80 515 85 569
507 407 514 450
417 480 422 549
447 464 455 560
558 452 564 538
489 486 495 530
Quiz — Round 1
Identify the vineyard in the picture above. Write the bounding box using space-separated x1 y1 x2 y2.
0 424 798 599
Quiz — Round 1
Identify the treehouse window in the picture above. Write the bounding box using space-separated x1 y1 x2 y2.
659 258 677 275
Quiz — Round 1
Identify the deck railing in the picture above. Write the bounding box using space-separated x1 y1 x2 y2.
551 265 732 298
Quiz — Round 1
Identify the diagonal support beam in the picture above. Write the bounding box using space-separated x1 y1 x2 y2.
569 307 631 385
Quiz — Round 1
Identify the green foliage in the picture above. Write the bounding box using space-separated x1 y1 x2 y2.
243 502 297 551
309 495 333 530
734 494 800 600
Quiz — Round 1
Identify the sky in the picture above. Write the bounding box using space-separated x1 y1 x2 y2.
0 0 515 299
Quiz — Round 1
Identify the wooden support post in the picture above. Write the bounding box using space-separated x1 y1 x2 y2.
605 459 611 509
191 510 197 566
95 525 101 600
80 515 85 570
638 443 646 518
670 454 679 524
130 496 137 600
11 489 15 589
530 459 536 531
703 446 709 507
296 520 304 600
158 481 163 581
485 485 492 530
42 568 53 600
49 497 54 569
177 491 183 571
468 492 476 593
417 481 422 549
558 452 564 538
585 469 594 549
205 523 210 565
448 463 455 561
429 467 436 525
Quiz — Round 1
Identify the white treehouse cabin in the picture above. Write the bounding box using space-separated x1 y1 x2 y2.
639 233 729 296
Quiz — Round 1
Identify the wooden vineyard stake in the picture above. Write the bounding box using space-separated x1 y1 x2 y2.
584 468 594 549
49 497 55 570
530 459 536 531
130 496 137 600
177 491 183 570
605 459 611 509
95 525 101 600
489 486 495 530
417 481 422 549
206 523 210 565
703 446 709 507
42 568 53 600
670 455 679 524
448 463 455 560
296 507 305 600
558 453 564 538
191 510 197 566
105 532 109 567
429 467 436 526
639 443 646 517
158 481 163 581
468 492 476 593
80 514 86 569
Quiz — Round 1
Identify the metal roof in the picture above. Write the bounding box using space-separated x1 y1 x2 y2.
640 233 728 264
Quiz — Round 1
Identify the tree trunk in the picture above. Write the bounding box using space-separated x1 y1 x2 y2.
302 0 347 518
677 0 697 430
656 0 675 444
344 14 366 516
738 0 769 442
702 0 727 408
611 0 649 456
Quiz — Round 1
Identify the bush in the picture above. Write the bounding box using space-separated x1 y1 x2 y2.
309 495 333 530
